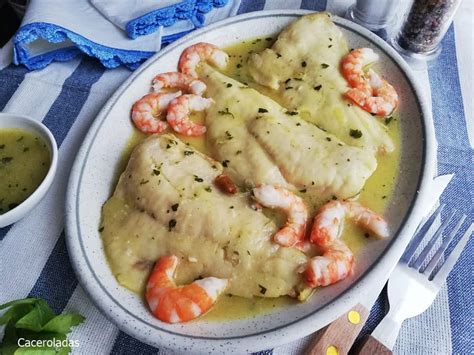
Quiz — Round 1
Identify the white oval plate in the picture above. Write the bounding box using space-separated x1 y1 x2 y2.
66 10 436 353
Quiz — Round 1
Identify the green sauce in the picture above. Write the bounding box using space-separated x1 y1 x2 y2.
0 128 50 214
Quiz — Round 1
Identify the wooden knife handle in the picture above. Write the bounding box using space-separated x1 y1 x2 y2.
305 303 369 355
352 335 392 355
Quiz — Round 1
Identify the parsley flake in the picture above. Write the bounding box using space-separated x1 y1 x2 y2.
349 129 363 139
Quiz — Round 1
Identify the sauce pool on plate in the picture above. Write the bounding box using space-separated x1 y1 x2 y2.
0 128 50 214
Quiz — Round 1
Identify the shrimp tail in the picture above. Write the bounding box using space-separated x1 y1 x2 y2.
146 255 228 323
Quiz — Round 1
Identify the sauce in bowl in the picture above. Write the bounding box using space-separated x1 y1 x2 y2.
0 128 50 215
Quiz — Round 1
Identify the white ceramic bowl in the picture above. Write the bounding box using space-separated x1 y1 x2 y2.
0 113 58 227
66 11 436 353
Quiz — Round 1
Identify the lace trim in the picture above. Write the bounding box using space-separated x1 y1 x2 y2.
126 0 228 39
14 22 154 70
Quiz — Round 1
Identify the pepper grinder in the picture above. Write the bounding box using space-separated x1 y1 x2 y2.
392 0 463 61
346 0 400 32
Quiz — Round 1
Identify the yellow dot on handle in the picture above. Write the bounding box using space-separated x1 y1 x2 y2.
326 345 339 355
348 310 361 324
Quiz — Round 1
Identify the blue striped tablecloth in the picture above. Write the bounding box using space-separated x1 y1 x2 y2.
0 0 472 354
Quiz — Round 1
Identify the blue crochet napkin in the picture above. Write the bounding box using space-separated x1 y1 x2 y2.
13 0 240 70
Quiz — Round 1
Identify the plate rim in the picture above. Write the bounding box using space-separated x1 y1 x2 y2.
65 9 436 352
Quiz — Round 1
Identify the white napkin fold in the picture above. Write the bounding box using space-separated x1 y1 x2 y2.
90 1 182 30
13 0 240 70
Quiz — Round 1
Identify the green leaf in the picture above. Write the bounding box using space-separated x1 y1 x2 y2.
0 298 38 311
0 341 19 355
13 347 57 355
15 300 55 332
0 298 83 355
12 331 70 355
0 304 34 325
42 313 85 334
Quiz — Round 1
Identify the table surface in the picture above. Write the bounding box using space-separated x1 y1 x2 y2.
0 0 472 354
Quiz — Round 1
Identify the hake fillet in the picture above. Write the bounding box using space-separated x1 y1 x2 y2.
101 135 308 298
201 65 377 200
248 13 394 153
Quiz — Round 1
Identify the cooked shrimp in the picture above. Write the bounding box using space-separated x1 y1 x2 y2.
302 200 389 288
178 42 229 78
341 48 379 92
303 239 355 287
131 91 181 134
345 70 399 117
166 94 213 136
310 200 389 246
341 48 399 117
252 185 308 247
152 72 207 96
146 255 228 323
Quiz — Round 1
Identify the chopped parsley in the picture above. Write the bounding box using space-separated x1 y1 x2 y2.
225 130 233 140
236 63 242 68
286 110 298 116
276 53 282 58
301 61 307 67
218 108 234 118
226 83 233 88
204 186 212 192
98 226 104 232
258 108 268 113
168 219 177 231
1 157 13 164
183 150 194 156
152 169 160 176
171 203 179 211
321 63 330 69
314 85 322 91
222 159 230 167
299 188 307 193
139 179 149 185
194 175 204 182
385 116 393 125
349 129 363 139
259 285 267 295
